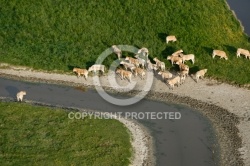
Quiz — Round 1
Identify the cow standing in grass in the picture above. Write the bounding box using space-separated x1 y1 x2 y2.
172 49 183 56
179 54 195 64
166 35 177 44
112 45 122 59
212 50 228 60
237 48 250 59
167 55 183 66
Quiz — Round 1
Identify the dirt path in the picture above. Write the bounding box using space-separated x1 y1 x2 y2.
0 64 249 165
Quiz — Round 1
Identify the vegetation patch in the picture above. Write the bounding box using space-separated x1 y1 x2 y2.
0 102 131 165
0 0 250 84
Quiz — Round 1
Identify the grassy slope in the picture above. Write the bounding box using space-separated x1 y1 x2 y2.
0 0 249 84
0 102 131 166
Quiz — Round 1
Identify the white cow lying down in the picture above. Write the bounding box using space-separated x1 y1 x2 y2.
17 91 26 102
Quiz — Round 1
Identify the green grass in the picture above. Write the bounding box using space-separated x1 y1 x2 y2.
0 0 250 84
0 102 131 166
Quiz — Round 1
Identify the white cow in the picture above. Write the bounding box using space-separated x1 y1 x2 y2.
120 61 136 72
237 48 250 59
167 56 183 65
167 76 181 90
153 57 165 71
135 54 146 69
172 49 183 56
146 59 153 71
125 56 140 68
195 69 208 82
158 71 173 81
212 50 228 60
116 69 132 82
88 64 105 74
137 47 149 58
112 45 122 59
134 67 146 80
16 91 26 102
166 35 177 44
180 54 195 64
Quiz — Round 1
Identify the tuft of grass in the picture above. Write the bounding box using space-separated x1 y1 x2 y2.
0 0 249 84
0 102 131 166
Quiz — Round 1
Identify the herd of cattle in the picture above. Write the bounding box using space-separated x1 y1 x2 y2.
73 35 250 90
15 35 250 102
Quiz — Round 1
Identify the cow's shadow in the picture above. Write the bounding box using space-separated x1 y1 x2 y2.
161 46 176 59
68 65 75 71
202 46 213 55
158 33 167 43
5 86 19 99
189 66 201 82
223 45 236 53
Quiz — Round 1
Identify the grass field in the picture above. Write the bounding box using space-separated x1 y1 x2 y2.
0 0 250 84
0 102 131 166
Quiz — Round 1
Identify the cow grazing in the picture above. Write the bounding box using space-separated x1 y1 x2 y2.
212 50 228 60
16 91 26 102
180 54 195 64
166 35 177 44
237 48 250 59
73 67 88 80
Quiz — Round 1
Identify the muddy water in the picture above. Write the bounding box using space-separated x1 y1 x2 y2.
227 0 250 35
0 77 218 166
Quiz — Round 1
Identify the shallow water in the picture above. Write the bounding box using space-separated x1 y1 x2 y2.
0 77 218 165
227 0 250 35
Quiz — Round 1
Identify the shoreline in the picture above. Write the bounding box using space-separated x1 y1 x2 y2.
0 97 155 166
225 0 250 37
0 66 250 165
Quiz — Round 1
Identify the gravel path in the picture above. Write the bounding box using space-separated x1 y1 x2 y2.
0 64 250 165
